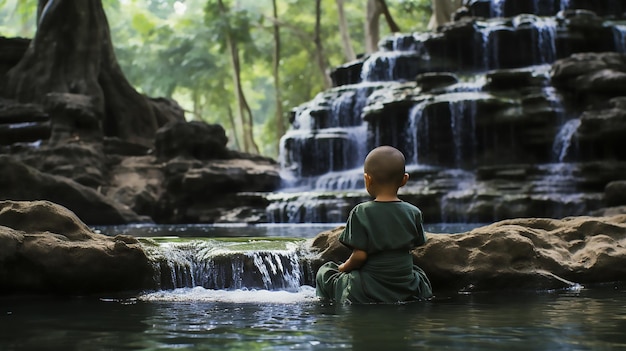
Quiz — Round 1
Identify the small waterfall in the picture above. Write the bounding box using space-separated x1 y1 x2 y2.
266 192 358 223
552 118 580 162
314 168 364 191
406 103 427 165
146 240 311 291
534 17 557 64
491 0 506 17
613 25 626 53
477 22 504 70
560 0 570 11
361 53 393 82
449 99 478 168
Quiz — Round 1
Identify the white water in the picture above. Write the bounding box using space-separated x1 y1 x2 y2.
491 0 506 17
478 21 507 70
406 102 427 165
361 52 398 82
552 118 580 162
139 286 318 304
535 17 557 64
145 239 312 291
449 99 478 168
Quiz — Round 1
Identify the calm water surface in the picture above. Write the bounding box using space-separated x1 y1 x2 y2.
2 287 626 350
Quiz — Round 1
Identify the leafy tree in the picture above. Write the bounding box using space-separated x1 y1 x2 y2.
1 0 433 157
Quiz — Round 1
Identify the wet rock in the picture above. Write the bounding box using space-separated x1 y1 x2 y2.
605 181 626 207
0 200 156 294
550 52 626 96
309 215 626 292
416 72 459 91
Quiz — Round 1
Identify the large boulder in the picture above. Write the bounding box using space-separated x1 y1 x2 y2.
0 200 156 294
308 215 626 293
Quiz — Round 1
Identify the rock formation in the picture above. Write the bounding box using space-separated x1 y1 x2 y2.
0 200 156 294
308 214 626 293
3 200 625 295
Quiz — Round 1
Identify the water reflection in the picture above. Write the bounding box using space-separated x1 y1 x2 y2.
2 288 626 350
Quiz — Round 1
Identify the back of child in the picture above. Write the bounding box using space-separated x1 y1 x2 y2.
315 146 433 304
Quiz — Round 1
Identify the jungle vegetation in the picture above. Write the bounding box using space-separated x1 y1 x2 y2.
0 0 432 157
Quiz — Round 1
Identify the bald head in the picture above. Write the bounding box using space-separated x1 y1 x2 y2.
364 146 406 185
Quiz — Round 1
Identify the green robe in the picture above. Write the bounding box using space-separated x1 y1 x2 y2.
315 201 433 304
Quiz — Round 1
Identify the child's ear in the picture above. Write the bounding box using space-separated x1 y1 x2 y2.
399 173 409 187
364 173 372 185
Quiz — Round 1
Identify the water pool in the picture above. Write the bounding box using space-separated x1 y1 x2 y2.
2 286 626 350
3 223 625 350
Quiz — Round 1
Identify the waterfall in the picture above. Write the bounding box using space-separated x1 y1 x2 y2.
560 0 570 11
552 118 580 162
449 99 478 168
491 0 506 17
477 21 511 70
534 17 557 64
146 240 311 291
406 103 427 165
613 25 626 53
266 192 357 223
361 53 395 82
477 22 504 70
314 168 364 191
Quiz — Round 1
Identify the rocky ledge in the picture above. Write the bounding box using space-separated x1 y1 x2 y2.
2 200 626 295
309 214 626 293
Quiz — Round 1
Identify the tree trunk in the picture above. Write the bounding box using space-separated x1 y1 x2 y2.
378 0 401 33
272 0 285 149
365 0 382 54
365 0 401 54
4 0 183 147
336 0 356 62
314 0 333 88
218 0 259 154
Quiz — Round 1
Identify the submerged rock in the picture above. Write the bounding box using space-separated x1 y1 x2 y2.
309 215 626 293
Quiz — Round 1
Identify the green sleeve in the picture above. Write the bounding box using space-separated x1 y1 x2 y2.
414 210 427 247
339 207 369 251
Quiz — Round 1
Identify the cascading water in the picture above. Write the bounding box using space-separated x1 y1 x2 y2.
406 103 426 165
145 239 314 291
491 0 506 17
477 21 504 70
272 0 624 224
449 99 478 168
552 118 580 162
534 17 557 64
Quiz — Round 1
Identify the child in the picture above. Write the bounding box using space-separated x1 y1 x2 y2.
315 145 433 304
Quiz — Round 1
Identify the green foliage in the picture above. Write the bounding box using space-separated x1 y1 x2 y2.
0 0 433 158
